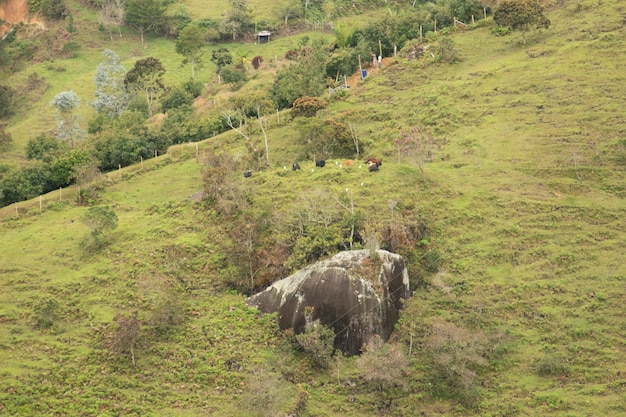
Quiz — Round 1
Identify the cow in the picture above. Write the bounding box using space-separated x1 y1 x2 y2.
343 160 354 167
365 157 382 167
292 162 301 171
243 170 253 178
368 163 379 172
316 159 326 168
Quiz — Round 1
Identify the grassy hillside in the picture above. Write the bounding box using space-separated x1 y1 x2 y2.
1 0 626 416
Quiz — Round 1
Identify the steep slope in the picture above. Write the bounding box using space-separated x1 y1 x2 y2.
0 1 625 416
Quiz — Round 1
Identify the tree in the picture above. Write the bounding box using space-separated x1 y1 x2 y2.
272 39 328 109
220 0 252 40
99 0 125 40
50 91 86 148
164 3 192 38
176 25 206 81
124 57 166 116
0 85 16 118
493 0 550 44
219 65 247 89
0 162 51 207
211 47 233 73
275 0 302 28
125 0 166 47
93 49 129 118
49 148 93 188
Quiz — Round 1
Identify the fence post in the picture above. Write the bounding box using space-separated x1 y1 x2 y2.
141 156 144 170
59 187 62 201
39 195 42 211
119 164 122 178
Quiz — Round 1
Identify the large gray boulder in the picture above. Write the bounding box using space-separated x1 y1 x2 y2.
245 250 410 355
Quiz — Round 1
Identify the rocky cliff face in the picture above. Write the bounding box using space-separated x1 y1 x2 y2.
246 250 411 355
1 0 30 37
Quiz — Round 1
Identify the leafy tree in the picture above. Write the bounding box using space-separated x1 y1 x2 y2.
0 85 16 118
211 47 233 73
49 148 93 188
176 25 206 81
99 0 126 39
160 86 193 112
219 65 247 89
296 117 355 160
125 0 166 47
272 59 326 109
0 162 51 206
228 89 273 118
220 0 252 40
164 3 192 37
26 134 66 163
275 0 302 28
50 91 86 149
93 49 129 118
124 57 166 116
494 0 550 44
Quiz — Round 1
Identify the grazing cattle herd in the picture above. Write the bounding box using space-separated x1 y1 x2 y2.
244 157 383 178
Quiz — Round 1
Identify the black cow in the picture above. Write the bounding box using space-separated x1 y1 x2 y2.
292 162 301 171
243 170 253 178
315 159 326 168
368 163 379 172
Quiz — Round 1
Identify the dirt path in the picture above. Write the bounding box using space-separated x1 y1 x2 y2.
344 57 394 88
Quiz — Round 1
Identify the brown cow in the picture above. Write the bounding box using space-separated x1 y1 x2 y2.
365 157 382 167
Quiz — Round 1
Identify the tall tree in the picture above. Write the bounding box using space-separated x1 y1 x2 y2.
99 0 126 40
220 0 252 40
124 57 166 116
175 25 206 81
493 0 550 44
93 49 129 118
50 91 86 148
125 0 166 47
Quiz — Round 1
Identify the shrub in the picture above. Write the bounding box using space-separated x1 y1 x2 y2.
291 96 328 118
285 49 299 60
32 297 62 330
294 307 335 368
357 335 407 391
108 312 141 366
0 85 16 118
161 86 193 112
0 129 12 151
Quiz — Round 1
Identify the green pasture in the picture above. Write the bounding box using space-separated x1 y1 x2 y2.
1 0 626 415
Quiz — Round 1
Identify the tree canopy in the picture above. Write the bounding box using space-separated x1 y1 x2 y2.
494 0 550 43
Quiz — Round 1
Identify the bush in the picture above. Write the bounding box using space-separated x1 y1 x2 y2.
0 129 12 151
291 96 328 118
161 86 193 112
0 85 16 118
357 335 407 391
32 297 62 330
41 0 67 20
294 307 335 368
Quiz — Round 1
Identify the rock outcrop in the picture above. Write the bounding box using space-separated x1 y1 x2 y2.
245 250 410 355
